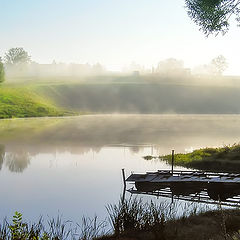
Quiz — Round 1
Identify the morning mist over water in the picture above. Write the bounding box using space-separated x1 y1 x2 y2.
0 114 240 222
1 114 240 160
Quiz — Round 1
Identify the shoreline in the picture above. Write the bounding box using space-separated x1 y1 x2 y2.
2 113 240 121
160 144 240 172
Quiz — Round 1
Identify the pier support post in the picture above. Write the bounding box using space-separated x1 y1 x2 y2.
122 168 126 203
171 150 174 175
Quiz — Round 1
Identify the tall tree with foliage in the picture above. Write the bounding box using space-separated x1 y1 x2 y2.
185 0 240 35
0 57 5 83
4 47 31 66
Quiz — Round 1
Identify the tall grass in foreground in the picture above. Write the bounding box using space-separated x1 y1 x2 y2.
105 198 240 240
0 212 108 240
2 198 240 239
106 197 208 239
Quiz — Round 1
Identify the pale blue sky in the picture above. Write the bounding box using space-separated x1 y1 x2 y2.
1 0 240 74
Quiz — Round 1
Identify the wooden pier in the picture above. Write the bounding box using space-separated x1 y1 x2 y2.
126 170 240 206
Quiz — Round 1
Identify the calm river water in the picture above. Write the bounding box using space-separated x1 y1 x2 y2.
0 114 240 222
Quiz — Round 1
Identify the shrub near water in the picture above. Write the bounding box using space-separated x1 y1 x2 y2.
161 144 240 172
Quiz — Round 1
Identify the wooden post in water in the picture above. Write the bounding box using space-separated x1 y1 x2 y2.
122 168 126 203
122 168 126 189
171 150 174 175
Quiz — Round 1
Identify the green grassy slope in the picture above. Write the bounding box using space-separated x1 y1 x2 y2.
0 86 73 119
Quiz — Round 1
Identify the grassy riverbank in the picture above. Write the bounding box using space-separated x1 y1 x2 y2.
4 75 240 117
3 199 240 240
161 144 240 172
0 86 75 119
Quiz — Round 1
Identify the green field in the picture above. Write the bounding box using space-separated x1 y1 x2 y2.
0 85 75 119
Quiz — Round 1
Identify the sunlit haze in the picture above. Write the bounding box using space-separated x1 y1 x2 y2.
1 0 240 74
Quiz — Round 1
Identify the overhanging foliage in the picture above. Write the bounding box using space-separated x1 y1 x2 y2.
185 0 240 35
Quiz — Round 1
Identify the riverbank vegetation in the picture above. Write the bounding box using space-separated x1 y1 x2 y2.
2 198 240 240
2 74 240 119
161 144 240 172
102 198 240 240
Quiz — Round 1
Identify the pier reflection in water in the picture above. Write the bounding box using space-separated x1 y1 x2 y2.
126 170 240 207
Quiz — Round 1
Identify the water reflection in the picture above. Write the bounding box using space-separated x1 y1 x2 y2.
0 145 5 170
133 181 240 202
1 115 240 173
0 115 240 222
5 150 30 173
1 115 240 151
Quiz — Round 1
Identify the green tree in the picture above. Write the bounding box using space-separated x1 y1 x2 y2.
185 0 240 35
0 57 5 83
4 47 31 66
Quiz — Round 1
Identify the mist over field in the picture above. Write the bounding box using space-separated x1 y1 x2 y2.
4 72 238 115
3 72 240 115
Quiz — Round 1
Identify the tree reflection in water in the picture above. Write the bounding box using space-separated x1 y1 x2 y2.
1 115 240 173
0 145 5 170
5 149 30 173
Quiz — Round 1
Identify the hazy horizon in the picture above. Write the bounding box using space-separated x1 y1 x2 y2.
1 0 240 75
